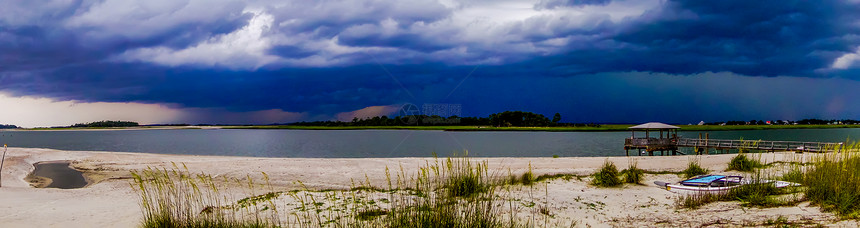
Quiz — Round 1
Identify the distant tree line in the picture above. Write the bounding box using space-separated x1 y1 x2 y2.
69 120 140 128
144 124 192 127
704 119 860 125
0 124 18 129
288 111 601 127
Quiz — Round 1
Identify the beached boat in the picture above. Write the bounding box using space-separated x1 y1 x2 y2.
654 174 799 194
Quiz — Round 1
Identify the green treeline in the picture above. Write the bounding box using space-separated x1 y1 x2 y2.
0 124 18 129
290 111 600 127
70 120 140 128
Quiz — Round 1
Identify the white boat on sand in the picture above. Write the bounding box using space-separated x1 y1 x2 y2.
654 174 799 194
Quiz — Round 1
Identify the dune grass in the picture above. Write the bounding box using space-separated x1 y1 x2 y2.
804 142 860 218
518 164 536 186
590 160 622 187
620 161 645 185
130 164 279 228
726 154 764 172
677 154 802 210
131 157 555 228
681 160 709 178
288 156 540 227
677 144 860 213
677 181 801 209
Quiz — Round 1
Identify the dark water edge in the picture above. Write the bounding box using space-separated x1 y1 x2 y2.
1 128 859 158
29 162 88 189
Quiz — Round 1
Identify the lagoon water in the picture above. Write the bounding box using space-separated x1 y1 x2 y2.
1 128 859 158
30 162 88 189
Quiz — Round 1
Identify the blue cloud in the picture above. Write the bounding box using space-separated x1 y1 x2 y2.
535 0 613 10
2 0 860 123
519 0 860 77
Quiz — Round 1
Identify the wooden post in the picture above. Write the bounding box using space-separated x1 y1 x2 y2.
705 133 710 155
0 144 6 188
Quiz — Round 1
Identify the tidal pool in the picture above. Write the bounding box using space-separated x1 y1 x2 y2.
28 161 88 189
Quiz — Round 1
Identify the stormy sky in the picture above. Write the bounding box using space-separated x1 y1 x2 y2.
2 0 860 127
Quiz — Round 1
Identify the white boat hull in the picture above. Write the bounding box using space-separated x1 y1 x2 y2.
657 180 799 194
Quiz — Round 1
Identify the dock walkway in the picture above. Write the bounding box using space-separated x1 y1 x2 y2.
625 138 843 156
675 138 842 153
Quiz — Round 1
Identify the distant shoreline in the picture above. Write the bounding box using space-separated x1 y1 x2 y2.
7 126 218 131
10 124 860 132
219 124 860 132
12 124 859 132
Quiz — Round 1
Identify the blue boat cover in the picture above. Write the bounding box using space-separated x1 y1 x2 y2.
681 175 725 184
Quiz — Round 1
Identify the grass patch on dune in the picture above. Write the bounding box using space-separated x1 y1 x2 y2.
443 158 490 197
726 154 764 172
678 158 802 210
590 160 622 187
678 182 801 209
779 168 804 183
677 143 860 215
131 166 280 228
132 156 557 228
620 161 645 185
681 160 709 178
677 152 805 210
804 143 860 219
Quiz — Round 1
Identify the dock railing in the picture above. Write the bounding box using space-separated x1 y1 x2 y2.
675 138 842 153
625 138 675 147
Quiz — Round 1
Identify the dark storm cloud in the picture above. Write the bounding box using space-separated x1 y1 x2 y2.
534 0 613 10
0 62 461 115
527 0 860 77
2 0 860 123
0 0 251 72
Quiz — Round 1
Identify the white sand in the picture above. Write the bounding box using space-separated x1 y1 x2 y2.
0 147 856 227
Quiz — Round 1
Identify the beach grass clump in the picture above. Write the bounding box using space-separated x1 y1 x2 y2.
591 160 622 187
726 154 764 172
676 192 721 209
355 209 388 221
620 161 645 185
288 155 534 227
131 166 279 228
520 171 535 186
520 163 535 186
780 168 804 183
681 160 709 178
724 182 790 207
677 180 799 209
131 155 549 227
443 157 490 197
360 156 521 227
803 142 860 218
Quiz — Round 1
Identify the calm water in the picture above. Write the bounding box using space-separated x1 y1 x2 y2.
0 129 858 158
31 162 88 189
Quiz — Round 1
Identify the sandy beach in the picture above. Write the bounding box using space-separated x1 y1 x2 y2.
0 147 857 227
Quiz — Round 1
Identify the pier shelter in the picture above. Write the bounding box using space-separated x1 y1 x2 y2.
624 122 680 156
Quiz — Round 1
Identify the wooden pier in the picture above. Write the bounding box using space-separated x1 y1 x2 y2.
675 138 842 153
623 122 844 156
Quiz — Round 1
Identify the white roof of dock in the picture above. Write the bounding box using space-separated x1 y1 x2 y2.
629 122 679 129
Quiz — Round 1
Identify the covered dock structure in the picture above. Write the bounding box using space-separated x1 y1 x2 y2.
624 122 680 156
623 122 845 156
